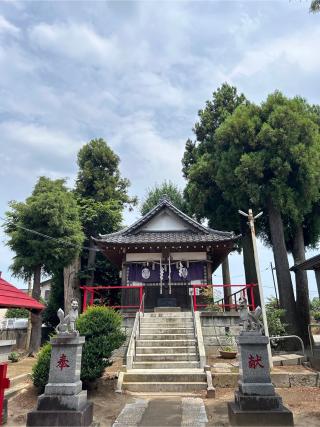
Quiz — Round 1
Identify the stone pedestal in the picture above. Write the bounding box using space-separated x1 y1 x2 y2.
27 335 93 427
228 332 294 426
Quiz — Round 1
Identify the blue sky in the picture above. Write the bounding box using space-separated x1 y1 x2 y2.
0 0 319 301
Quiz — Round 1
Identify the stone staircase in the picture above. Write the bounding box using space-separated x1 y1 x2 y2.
122 312 207 393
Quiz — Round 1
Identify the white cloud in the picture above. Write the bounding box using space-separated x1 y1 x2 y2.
29 22 117 64
0 15 19 36
0 121 80 157
111 113 185 192
230 27 320 78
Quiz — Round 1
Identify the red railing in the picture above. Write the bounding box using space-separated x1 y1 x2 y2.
0 363 10 424
80 285 144 312
80 283 256 313
192 283 257 311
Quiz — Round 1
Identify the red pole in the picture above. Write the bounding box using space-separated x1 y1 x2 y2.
90 290 94 306
83 288 88 312
193 285 197 311
0 363 10 425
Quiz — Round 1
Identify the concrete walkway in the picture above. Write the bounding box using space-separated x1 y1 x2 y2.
112 397 208 427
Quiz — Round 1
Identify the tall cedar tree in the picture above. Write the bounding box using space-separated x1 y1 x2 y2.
141 181 186 215
213 92 320 338
182 84 261 305
310 0 320 12
4 177 84 353
74 138 136 286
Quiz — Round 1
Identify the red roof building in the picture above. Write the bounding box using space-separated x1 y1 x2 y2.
0 275 44 312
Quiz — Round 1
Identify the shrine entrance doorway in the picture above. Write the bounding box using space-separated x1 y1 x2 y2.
144 283 190 310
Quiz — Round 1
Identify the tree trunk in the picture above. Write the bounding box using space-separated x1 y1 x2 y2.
240 218 261 307
86 239 96 286
267 198 299 335
222 257 231 311
292 224 310 344
64 257 81 311
29 265 42 355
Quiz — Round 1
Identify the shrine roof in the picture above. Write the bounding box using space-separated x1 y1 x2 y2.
290 253 320 271
0 276 45 311
94 196 237 246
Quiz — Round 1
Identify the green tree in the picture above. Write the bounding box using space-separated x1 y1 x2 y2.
182 84 260 304
4 177 84 353
213 92 320 337
310 0 320 12
141 181 186 215
266 297 287 337
74 138 136 287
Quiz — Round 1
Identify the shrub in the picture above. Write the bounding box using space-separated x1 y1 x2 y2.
313 312 320 322
31 343 51 391
266 297 287 337
77 306 126 383
8 351 19 363
5 308 29 318
310 297 320 312
219 332 237 352
31 306 126 390
204 303 223 312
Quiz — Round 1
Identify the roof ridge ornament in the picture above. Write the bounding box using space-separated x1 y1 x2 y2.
159 194 170 203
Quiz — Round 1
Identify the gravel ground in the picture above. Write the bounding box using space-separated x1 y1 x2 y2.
6 379 320 427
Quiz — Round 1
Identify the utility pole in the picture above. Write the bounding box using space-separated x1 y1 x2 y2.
26 275 32 351
270 262 279 308
238 208 273 368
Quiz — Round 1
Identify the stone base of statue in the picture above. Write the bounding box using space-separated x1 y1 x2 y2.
27 334 93 427
228 331 294 426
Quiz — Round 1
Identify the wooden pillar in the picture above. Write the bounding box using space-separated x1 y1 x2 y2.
222 257 231 311
207 260 213 285
314 269 320 299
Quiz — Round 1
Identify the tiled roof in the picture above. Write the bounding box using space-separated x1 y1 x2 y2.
94 230 235 245
94 196 236 246
290 253 320 271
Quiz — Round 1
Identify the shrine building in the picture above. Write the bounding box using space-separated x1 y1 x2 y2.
94 196 238 311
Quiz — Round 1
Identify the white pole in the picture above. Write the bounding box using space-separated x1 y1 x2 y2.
239 208 273 368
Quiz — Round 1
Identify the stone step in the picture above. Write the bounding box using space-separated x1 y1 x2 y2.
140 324 194 329
133 361 200 369
143 313 192 318
141 315 193 321
140 327 194 334
136 346 197 355
140 320 194 326
139 333 195 340
124 371 206 383
153 307 182 313
135 353 198 362
136 339 196 347
122 381 207 392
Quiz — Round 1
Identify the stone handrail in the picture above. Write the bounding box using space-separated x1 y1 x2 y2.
194 311 206 368
190 294 206 368
126 312 140 369
126 292 145 369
